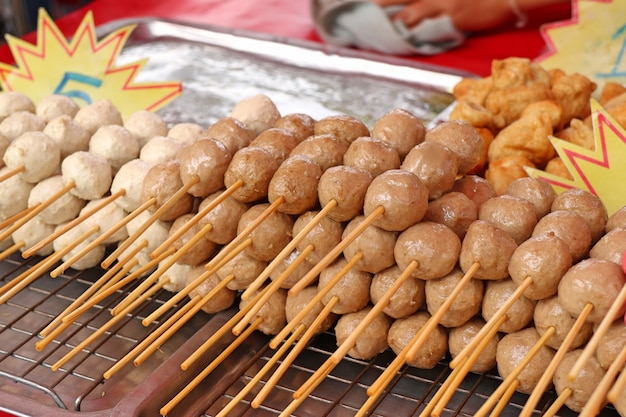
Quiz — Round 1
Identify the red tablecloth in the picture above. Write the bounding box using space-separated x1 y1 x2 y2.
0 0 572 77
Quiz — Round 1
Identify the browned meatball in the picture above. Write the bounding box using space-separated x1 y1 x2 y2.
532 210 592 262
269 249 315 289
248 127 299 161
423 191 477 239
169 214 218 266
596 319 626 370
317 165 373 222
449 318 499 373
370 265 425 319
589 226 626 265
268 155 323 215
459 220 518 280
478 194 537 245
452 174 497 211
425 267 484 328
289 133 349 171
273 113 316 142
177 138 232 198
205 116 253 154
388 311 448 369
482 279 536 333
239 288 287 335
371 108 426 160
216 249 267 291
292 210 344 265
496 327 556 394
237 203 294 262
363 169 429 232
335 306 392 360
197 190 249 245
553 349 606 413
551 187 608 243
186 266 236 314
394 221 461 280
342 215 397 274
606 205 626 233
318 257 372 314
401 141 459 200
343 136 401 177
504 177 556 219
557 258 626 324
313 114 370 146
141 159 195 221
508 233 573 300
425 119 484 174
534 296 593 351
285 285 337 335
224 146 281 203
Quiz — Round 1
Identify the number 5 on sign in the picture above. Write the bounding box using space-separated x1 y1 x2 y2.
54 72 103 106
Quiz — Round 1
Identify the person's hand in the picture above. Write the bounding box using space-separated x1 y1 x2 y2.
370 0 520 32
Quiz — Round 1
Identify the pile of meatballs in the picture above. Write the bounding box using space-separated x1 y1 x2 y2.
0 56 625 417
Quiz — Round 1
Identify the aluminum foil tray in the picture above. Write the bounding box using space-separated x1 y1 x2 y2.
0 18 619 417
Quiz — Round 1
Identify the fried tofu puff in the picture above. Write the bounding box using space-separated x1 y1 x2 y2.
485 155 536 196
550 72 596 125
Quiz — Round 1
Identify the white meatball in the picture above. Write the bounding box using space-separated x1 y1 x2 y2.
230 94 281 136
167 122 205 146
124 110 168 148
0 91 35 121
12 216 55 256
61 151 112 200
3 131 60 183
80 198 129 244
139 136 183 165
53 223 105 270
0 111 45 141
0 166 34 220
89 125 140 173
0 133 9 166
110 158 152 212
43 115 90 158
74 99 123 135
116 239 154 276
36 94 79 122
157 258 192 293
27 175 86 225
125 210 170 252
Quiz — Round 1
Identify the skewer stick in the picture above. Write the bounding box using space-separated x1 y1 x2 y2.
579 341 626 417
151 180 243 258
367 262 479 397
0 225 99 304
606 344 626 403
0 240 24 261
217 324 306 417
543 388 571 417
289 205 384 296
0 182 76 243
473 327 556 417
520 303 594 417
51 276 166 372
294 260 418 400
160 316 264 416
22 189 125 259
0 206 37 230
241 200 338 300
0 165 24 182
134 275 235 366
142 238 250 326
567 284 626 381
270 252 363 349
252 296 339 408
417 357 469 417
281 361 334 416
491 380 520 417
430 315 506 417
36 262 139 351
449 275 533 369
232 245 314 335
103 176 199 268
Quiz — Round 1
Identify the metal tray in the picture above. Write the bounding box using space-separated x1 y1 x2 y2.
0 18 619 417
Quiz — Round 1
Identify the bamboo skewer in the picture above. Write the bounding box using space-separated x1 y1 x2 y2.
579 341 626 417
0 240 24 261
160 316 264 416
491 380 520 417
0 165 24 183
281 361 334 417
606 344 626 403
544 388 572 417
0 206 37 231
520 302 594 417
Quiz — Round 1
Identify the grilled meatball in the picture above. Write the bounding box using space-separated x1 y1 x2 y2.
553 349 606 413
452 174 497 211
206 116 254 154
186 266 236 314
425 267 484 328
224 146 281 203
168 214 218 266
177 138 232 198
531 210 592 262
268 155 323 215
388 311 448 369
371 108 426 160
289 133 349 171
197 190 249 245
425 119 484 174
342 215 397 274
237 203 294 262
589 226 626 265
269 248 315 289
293 210 344 265
401 141 459 200
141 159 195 221
249 127 299 161
285 285 337 335
239 288 287 335
534 296 593 351
478 194 537 245
343 136 400 177
215 249 267 291
313 114 370 146
273 113 316 142
335 306 392 360
551 187 608 243
423 191 477 239
317 165 373 223
596 319 626 370
370 265 425 319
459 220 518 280
482 279 536 333
318 257 372 315
449 318 499 373
504 176 556 219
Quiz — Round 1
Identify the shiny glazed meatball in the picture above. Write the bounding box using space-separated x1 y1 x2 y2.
425 267 484 328
318 257 372 315
388 311 448 369
370 265 425 319
335 306 392 360
459 220 518 280
482 279 535 333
